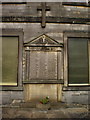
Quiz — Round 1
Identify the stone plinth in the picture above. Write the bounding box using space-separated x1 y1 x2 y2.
36 103 51 110
24 84 62 102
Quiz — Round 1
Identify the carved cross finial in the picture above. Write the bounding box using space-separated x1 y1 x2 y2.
37 2 50 28
42 35 45 43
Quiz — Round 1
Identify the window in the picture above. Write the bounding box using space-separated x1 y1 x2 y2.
68 38 89 85
1 36 18 86
89 41 90 83
64 32 90 87
0 29 23 90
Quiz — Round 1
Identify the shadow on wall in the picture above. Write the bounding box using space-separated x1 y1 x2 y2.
1 91 23 105
62 91 89 104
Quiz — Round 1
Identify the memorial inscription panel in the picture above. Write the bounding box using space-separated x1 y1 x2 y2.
24 47 62 82
29 51 57 80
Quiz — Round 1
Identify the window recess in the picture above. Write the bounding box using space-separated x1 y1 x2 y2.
64 31 90 88
0 29 23 90
68 38 89 85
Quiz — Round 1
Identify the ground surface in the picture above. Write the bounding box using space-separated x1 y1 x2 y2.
1 101 90 119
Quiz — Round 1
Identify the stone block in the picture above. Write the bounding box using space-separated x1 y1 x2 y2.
62 91 89 104
24 84 62 102
36 103 51 110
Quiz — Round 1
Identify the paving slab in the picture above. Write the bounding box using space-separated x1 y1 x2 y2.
1 101 90 119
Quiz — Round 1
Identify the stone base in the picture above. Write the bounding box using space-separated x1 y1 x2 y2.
2 103 89 118
24 84 62 102
36 103 51 110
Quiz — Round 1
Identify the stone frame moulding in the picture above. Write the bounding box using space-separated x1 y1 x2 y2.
23 34 64 84
1 29 24 91
63 31 90 91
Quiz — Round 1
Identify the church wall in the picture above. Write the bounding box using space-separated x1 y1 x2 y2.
62 91 89 104
1 91 23 105
1 23 88 43
1 23 89 104
2 3 89 18
1 2 90 104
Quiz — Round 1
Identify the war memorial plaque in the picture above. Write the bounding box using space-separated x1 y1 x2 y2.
29 51 57 80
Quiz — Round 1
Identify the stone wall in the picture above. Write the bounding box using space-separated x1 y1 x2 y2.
62 91 89 104
1 2 90 104
1 91 23 105
2 3 89 18
1 23 89 104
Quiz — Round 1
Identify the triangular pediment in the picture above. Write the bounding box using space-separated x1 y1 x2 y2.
24 34 63 47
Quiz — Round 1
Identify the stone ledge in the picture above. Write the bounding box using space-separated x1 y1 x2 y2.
2 100 89 118
63 86 90 91
2 104 89 119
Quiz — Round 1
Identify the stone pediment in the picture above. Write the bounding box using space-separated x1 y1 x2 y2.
24 34 63 47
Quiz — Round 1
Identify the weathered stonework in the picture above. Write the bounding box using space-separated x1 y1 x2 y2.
1 2 90 105
24 84 62 102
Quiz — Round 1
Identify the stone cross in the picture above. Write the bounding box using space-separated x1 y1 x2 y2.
37 2 50 28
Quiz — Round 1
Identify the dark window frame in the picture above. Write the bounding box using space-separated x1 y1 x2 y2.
63 31 90 91
68 37 89 85
1 29 23 91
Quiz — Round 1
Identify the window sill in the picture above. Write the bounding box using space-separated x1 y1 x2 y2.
63 86 90 91
23 79 64 84
0 86 23 91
